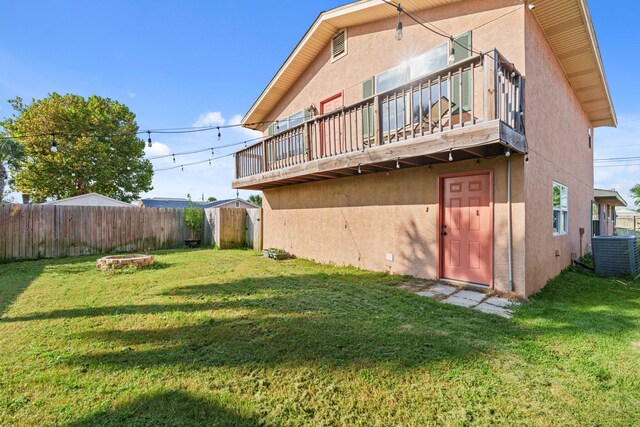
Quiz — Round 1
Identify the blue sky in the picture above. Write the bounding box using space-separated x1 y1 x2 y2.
0 1 638 205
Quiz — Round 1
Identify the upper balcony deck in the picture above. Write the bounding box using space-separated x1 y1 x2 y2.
233 50 526 190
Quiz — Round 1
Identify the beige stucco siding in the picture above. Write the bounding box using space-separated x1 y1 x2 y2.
522 10 594 294
263 0 524 133
263 156 526 296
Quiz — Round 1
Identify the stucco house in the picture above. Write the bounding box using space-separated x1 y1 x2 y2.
232 0 616 298
593 188 626 236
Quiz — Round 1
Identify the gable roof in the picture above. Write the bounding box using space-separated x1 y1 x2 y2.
140 197 259 209
594 188 627 207
42 193 133 207
529 0 616 127
242 0 616 130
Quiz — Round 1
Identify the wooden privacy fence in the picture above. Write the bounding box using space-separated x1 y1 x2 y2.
0 204 189 262
0 204 263 262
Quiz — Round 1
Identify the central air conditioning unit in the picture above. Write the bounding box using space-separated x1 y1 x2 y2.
592 236 640 276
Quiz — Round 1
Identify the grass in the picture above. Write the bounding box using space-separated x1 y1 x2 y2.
0 249 639 426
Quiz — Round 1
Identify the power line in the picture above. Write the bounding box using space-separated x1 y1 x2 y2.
595 156 640 162
595 163 640 168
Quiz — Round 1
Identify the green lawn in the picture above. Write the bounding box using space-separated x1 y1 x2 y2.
0 249 639 426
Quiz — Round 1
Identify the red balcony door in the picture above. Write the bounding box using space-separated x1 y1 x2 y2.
319 92 343 157
440 172 493 286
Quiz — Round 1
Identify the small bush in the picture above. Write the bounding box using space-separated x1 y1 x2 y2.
184 194 203 232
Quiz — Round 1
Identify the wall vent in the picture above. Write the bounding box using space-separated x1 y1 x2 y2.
331 29 347 61
592 236 640 276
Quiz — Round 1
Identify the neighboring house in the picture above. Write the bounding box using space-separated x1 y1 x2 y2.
42 193 133 207
615 206 639 237
593 189 626 236
139 197 258 209
232 0 616 298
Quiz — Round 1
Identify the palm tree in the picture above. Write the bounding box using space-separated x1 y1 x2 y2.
248 194 262 207
0 137 24 201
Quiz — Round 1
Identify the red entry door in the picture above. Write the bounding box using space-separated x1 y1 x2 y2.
319 92 343 156
442 173 493 286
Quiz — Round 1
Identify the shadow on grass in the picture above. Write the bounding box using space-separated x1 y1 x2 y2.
0 256 93 318
67 390 271 427
53 272 524 370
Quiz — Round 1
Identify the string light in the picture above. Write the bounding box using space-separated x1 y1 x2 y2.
147 130 152 148
172 154 176 163
357 164 362 174
448 149 453 162
145 137 262 161
217 126 222 141
181 165 184 171
449 38 456 63
395 5 403 41
396 158 400 169
50 134 58 153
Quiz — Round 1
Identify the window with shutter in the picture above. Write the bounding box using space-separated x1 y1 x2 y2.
451 31 472 114
362 77 375 140
331 29 347 61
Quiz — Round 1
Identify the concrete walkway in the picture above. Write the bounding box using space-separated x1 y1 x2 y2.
399 281 519 318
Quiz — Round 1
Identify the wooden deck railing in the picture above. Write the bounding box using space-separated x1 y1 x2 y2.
235 49 524 179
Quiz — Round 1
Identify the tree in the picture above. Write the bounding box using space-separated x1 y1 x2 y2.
631 184 640 212
248 194 262 206
207 196 217 202
0 94 153 203
0 137 24 201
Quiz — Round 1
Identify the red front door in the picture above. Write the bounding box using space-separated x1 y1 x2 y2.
441 173 493 286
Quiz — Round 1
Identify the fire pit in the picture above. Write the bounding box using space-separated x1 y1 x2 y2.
96 254 154 270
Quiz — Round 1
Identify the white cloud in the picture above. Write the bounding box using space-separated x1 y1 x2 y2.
229 114 243 126
128 91 137 98
144 141 171 157
193 111 226 127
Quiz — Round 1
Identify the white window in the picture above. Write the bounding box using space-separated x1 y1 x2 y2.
331 29 347 62
376 64 410 93
409 43 448 80
553 182 568 236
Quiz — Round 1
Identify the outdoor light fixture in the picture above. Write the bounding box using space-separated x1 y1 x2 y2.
50 137 58 153
396 158 401 169
358 164 362 174
449 38 456 63
528 3 536 10
505 148 512 157
395 5 403 41
448 149 453 162
147 130 152 148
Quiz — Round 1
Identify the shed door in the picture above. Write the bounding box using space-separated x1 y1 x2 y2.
442 173 492 286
